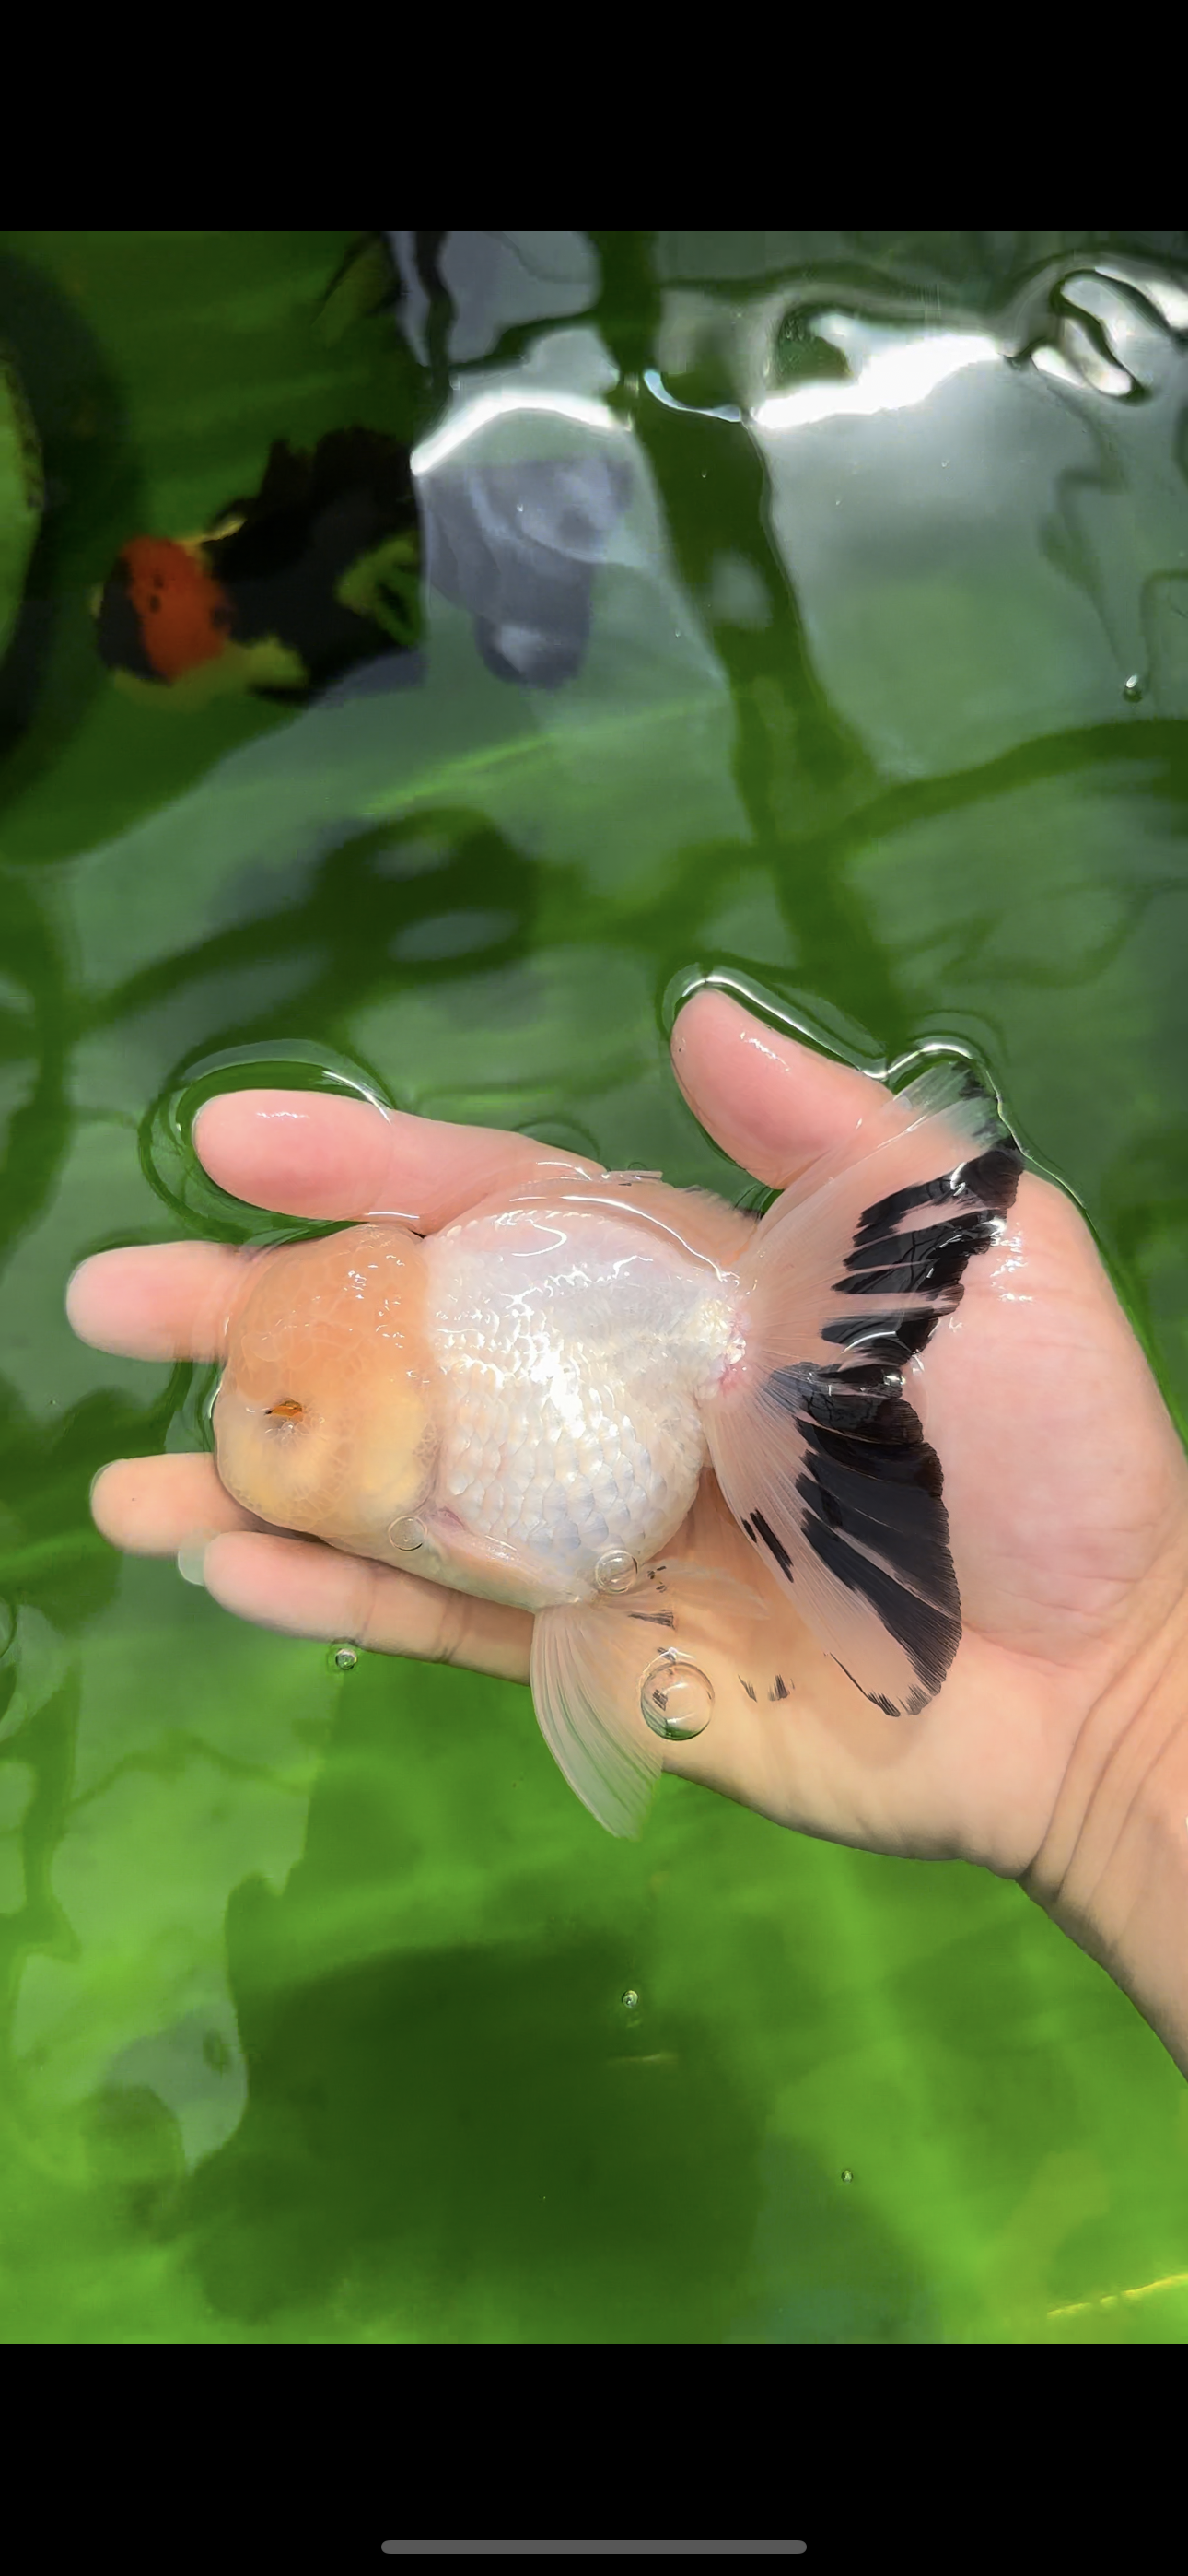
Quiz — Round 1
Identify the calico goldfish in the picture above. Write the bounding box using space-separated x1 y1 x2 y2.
93 428 420 707
212 1062 1022 1834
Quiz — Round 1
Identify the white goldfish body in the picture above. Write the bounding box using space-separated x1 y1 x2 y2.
214 1062 1022 1834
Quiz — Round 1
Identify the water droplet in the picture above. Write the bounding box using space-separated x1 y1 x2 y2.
841 2168 854 2184
331 1644 358 1672
640 1653 714 1740
1124 673 1144 701
388 1515 425 1551
595 1547 639 1593
621 1989 639 2012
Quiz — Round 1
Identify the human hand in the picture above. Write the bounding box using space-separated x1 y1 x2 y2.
67 990 1188 2058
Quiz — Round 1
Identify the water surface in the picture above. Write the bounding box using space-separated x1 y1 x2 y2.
2 230 1188 2345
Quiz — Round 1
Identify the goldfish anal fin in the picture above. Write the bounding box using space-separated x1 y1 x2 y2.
530 1599 662 1839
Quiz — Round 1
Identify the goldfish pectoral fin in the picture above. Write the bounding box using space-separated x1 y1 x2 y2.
530 1602 663 1839
335 551 422 649
704 1062 1024 1720
235 637 311 696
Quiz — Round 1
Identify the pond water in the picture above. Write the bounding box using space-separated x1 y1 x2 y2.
2 229 1188 2346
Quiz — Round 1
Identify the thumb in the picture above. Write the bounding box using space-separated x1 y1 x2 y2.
670 988 898 1189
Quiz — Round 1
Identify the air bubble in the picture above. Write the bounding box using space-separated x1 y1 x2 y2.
621 1989 639 2012
1124 673 1144 701
640 1652 714 1740
388 1515 425 1551
331 1644 358 1672
595 1547 639 1593
841 2168 854 2184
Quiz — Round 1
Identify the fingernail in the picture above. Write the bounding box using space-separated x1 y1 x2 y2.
177 1540 210 1588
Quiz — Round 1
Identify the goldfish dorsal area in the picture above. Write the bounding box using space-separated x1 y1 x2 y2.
215 1224 438 1553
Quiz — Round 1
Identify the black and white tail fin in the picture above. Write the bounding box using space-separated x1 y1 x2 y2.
702 1061 1023 1718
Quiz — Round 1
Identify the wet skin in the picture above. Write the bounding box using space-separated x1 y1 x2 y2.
67 989 1188 1897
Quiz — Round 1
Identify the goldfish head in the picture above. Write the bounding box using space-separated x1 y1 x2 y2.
215 1224 439 1558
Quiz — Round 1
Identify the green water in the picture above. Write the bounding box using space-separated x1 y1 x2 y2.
2 229 1188 2347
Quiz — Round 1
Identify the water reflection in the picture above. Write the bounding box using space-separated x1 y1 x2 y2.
386 229 598 375
753 328 998 431
420 451 632 687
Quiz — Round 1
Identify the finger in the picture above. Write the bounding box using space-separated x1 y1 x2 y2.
193 1091 602 1225
670 988 899 1188
90 1453 260 1554
199 1529 534 1685
66 1242 248 1361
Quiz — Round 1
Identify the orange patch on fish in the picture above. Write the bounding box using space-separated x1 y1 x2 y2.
215 1229 437 1560
117 536 233 681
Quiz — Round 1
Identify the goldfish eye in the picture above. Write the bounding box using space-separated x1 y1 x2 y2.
266 1399 304 1422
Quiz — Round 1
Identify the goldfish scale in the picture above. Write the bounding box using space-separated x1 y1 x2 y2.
424 1201 736 1598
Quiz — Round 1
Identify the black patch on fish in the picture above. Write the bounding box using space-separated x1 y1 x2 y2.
853 1168 961 1246
768 1361 915 1437
803 1485 958 1697
769 1675 790 1702
629 1610 676 1629
204 429 421 692
821 1307 939 1360
740 1677 757 1701
830 1143 1025 1308
751 1511 793 1581
94 563 163 681
855 1142 1023 1247
760 1361 961 1703
834 1658 900 1716
740 1517 758 1544
836 1142 1024 1301
817 1143 1022 1359
832 1210 1002 1301
795 1449 955 1604
967 1140 1025 1209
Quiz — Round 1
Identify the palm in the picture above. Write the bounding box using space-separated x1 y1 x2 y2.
69 991 1188 1873
659 1161 1187 1871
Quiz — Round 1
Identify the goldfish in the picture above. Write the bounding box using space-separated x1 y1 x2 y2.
93 427 420 707
212 1060 1022 1835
